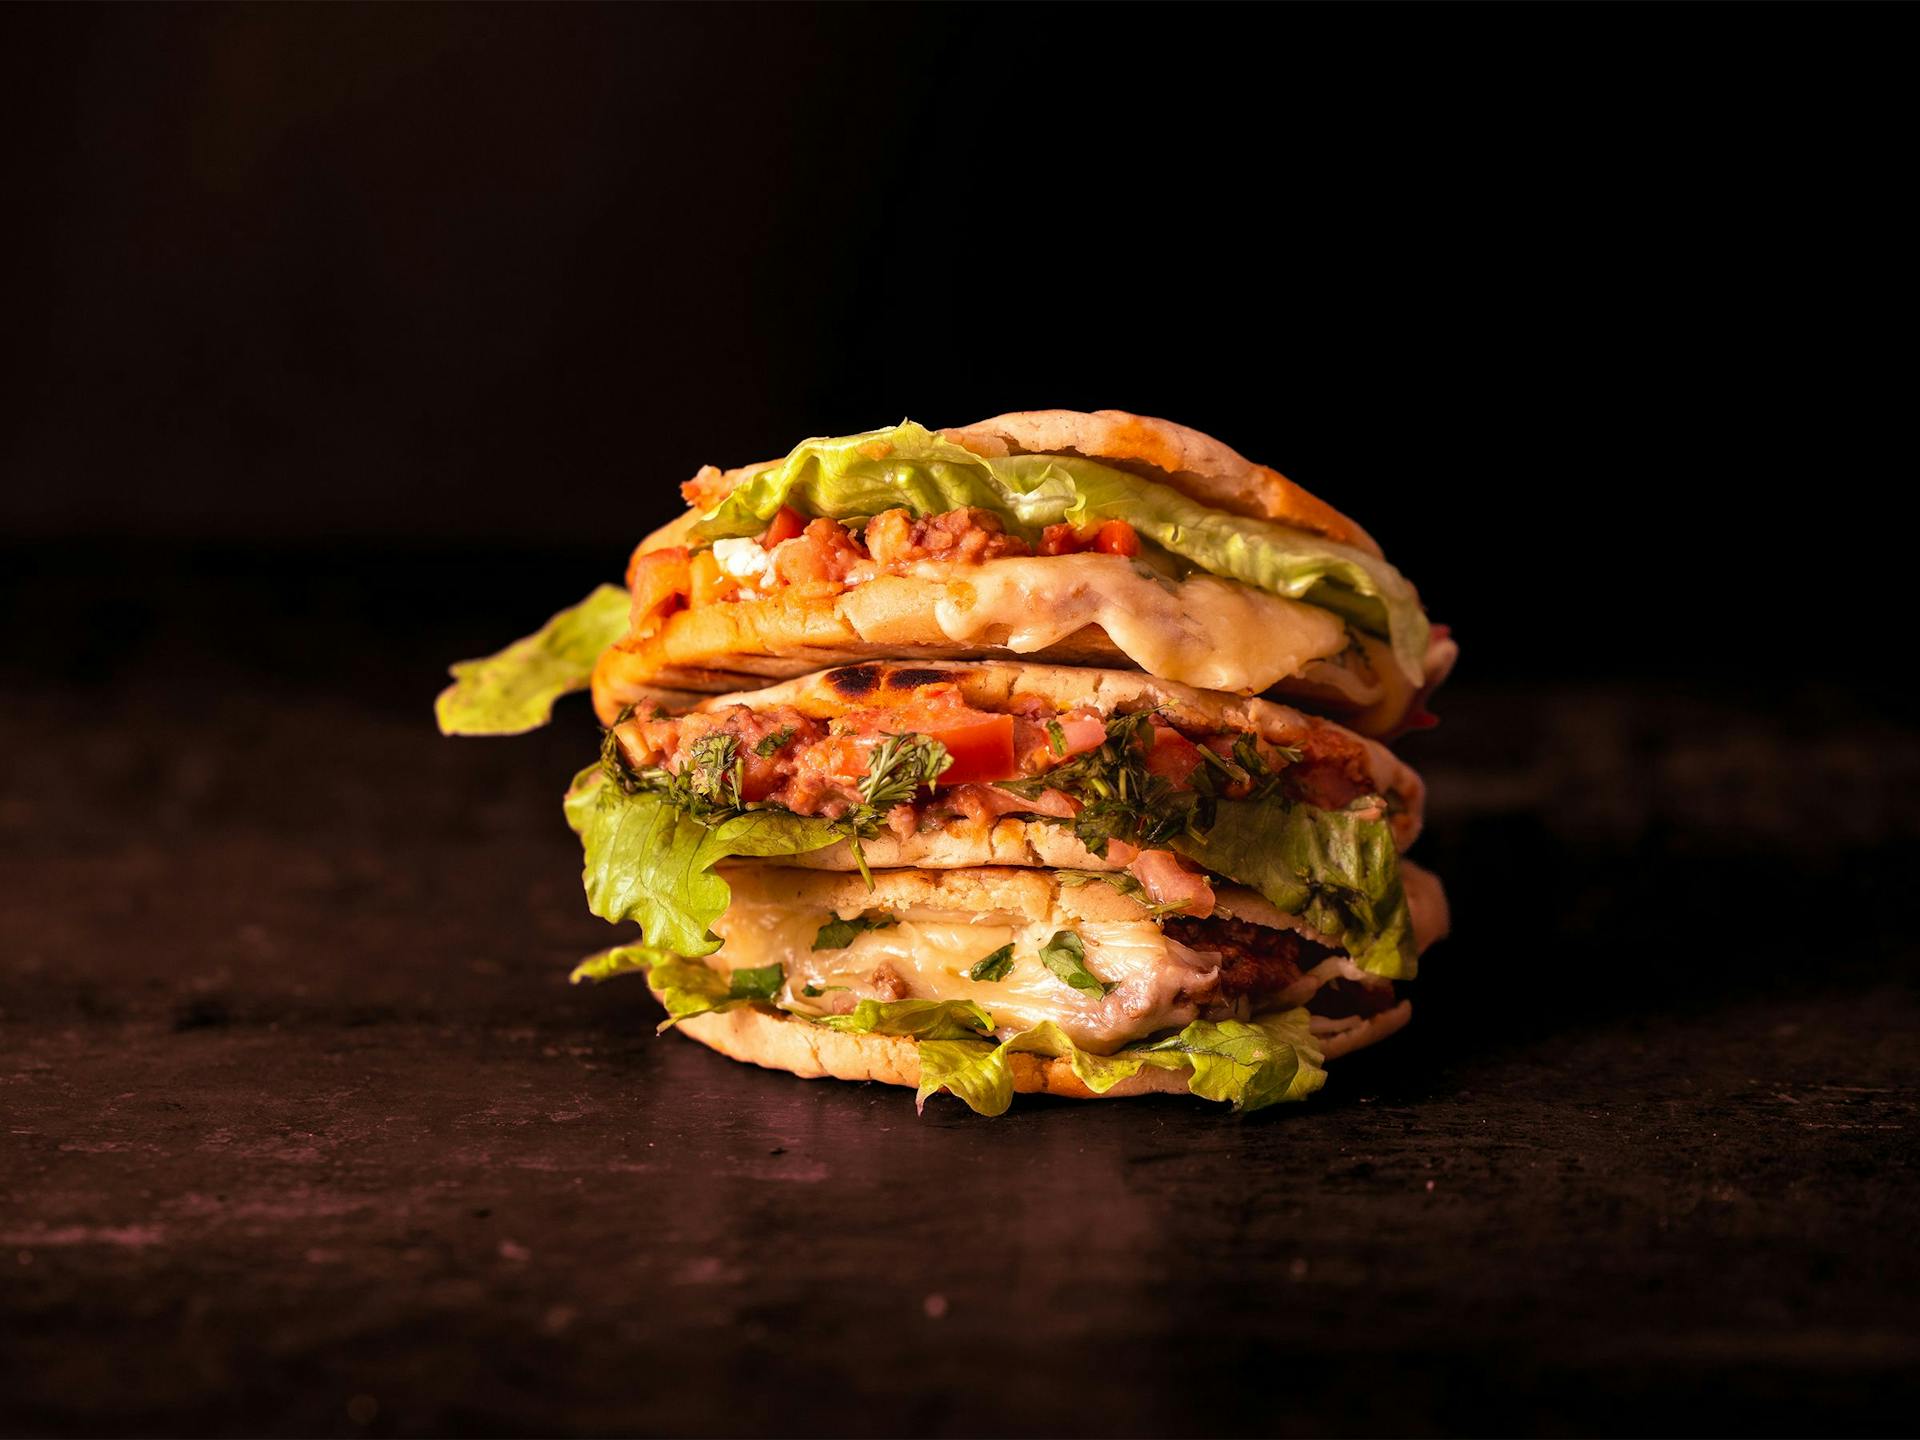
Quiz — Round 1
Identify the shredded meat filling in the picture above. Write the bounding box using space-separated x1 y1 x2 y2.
1167 917 1336 1008
1303 977 1401 1020
616 695 1380 832
864 507 1032 567
633 506 1149 617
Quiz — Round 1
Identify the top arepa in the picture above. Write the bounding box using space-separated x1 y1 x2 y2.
594 410 1453 737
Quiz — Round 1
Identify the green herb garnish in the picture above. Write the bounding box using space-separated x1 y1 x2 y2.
967 944 1016 983
812 912 899 950
685 733 744 809
1037 930 1114 997
753 726 798 758
725 963 785 1001
829 732 954 887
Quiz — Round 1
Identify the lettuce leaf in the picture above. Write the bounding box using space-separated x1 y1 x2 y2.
1131 1013 1328 1110
568 944 783 1031
566 954 1328 1116
686 423 1427 683
813 997 996 1040
1172 795 1416 979
435 585 630 736
814 1001 1328 1117
914 1021 1158 1117
568 942 673 984
563 767 841 957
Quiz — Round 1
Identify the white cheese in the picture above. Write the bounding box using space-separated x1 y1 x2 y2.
899 553 1345 695
712 536 771 581
708 902 1211 1052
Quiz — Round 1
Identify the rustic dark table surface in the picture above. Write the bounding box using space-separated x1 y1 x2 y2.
4 549 1916 1437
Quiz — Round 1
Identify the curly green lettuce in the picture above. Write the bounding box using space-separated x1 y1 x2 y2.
569 944 783 1030
568 953 1329 1117
563 767 841 957
1172 795 1415 979
909 1011 1327 1117
435 585 630 736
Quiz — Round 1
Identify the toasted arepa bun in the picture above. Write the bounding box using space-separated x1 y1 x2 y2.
669 995 1413 1103
661 857 1440 1106
591 566 1383 725
600 411 1436 733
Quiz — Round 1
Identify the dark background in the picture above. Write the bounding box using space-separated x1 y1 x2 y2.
6 4 1909 692
4 8 1915 1439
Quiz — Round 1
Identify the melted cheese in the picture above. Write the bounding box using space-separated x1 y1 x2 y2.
707 902 1212 1052
859 553 1346 695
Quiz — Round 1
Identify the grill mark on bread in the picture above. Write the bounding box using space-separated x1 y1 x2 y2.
883 667 957 691
826 664 882 698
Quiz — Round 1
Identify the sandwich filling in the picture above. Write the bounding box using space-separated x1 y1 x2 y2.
431 413 1452 1118
665 422 1430 685
710 885 1402 1053
433 423 1449 742
605 673 1392 920
567 860 1433 1113
626 508 1354 697
567 664 1419 987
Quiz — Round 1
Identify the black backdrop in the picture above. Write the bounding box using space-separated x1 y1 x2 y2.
6 4 1907 695
6 11 1919 1438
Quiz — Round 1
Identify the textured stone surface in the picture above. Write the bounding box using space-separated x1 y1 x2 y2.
3 554 1916 1436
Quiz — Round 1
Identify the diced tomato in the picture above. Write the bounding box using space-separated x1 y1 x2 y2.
925 714 1016 786
628 546 691 634
1093 520 1140 557
1143 722 1205 787
761 505 807 550
688 549 735 606
1052 715 1107 758
772 518 866 586
1039 523 1085 556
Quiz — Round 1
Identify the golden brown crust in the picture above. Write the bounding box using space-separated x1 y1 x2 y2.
939 409 1382 558
595 605 1454 743
589 577 1146 722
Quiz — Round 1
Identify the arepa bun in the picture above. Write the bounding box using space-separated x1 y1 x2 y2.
661 861 1441 1106
597 411 1436 732
668 994 1412 1104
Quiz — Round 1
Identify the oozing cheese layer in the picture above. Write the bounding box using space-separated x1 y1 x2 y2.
838 553 1347 696
704 878 1410 1052
709 900 1215 1053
